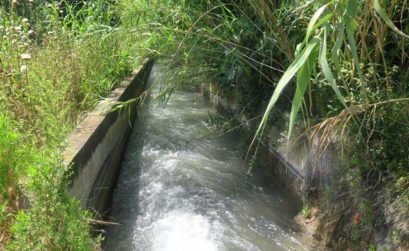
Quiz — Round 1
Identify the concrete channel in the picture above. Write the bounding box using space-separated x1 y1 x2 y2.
63 59 154 216
63 60 305 220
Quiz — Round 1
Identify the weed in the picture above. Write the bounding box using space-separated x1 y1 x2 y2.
9 151 93 251
302 205 312 219
0 0 136 248
368 242 377 251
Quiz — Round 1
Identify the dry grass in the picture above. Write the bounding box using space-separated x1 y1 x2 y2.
308 98 409 160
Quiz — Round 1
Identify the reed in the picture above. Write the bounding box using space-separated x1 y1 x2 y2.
120 0 409 246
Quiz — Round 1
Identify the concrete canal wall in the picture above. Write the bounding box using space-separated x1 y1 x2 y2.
63 59 154 216
201 82 306 202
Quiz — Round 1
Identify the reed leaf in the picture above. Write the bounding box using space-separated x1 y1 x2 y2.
248 38 320 152
374 0 409 39
306 4 329 43
319 25 346 108
331 20 345 71
344 0 364 84
312 13 334 34
289 45 319 138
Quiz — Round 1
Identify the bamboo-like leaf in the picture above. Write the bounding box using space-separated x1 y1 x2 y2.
312 13 334 33
345 0 364 82
346 0 357 18
374 0 409 39
320 26 347 108
288 46 319 138
331 20 345 70
306 4 329 42
248 38 320 152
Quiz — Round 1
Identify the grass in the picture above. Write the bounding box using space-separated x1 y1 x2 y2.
0 1 137 249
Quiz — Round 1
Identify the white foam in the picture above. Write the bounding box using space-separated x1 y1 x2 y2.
150 210 218 251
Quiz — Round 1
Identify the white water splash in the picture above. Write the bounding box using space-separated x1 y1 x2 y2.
149 210 218 251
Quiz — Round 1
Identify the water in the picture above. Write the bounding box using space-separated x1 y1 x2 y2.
104 66 308 251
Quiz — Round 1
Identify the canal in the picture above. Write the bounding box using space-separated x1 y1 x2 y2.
103 65 307 251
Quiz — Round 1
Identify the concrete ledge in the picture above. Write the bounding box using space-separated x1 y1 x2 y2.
63 59 154 215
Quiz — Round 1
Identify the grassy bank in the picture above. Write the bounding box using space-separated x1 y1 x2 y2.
0 1 140 249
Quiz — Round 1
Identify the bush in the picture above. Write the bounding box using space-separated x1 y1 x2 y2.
0 114 26 244
9 152 92 251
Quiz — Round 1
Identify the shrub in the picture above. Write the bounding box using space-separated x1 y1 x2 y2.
9 152 92 251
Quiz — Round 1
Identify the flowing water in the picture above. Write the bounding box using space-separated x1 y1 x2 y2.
104 66 308 251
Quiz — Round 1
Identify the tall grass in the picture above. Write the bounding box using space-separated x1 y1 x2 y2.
0 0 137 249
0 115 24 243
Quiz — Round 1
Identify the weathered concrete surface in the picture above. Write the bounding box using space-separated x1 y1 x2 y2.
201 82 237 115
63 59 154 216
257 143 305 201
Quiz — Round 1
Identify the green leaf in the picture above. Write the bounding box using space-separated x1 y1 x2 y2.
346 0 357 18
374 0 409 39
288 45 319 138
331 20 345 70
319 26 347 108
311 13 334 34
250 38 320 148
306 4 329 42
345 0 364 82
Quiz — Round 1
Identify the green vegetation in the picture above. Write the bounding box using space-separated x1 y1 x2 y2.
302 205 312 219
122 0 409 249
0 0 138 249
1 0 409 250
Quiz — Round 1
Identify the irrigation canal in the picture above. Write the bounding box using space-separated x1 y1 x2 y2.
103 65 307 251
